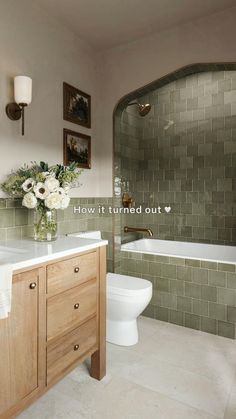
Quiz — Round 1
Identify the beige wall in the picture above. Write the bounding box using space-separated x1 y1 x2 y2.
0 0 102 197
1 3 236 198
99 6 236 196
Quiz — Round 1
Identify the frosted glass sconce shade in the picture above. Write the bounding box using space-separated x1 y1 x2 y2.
14 76 32 105
6 75 32 135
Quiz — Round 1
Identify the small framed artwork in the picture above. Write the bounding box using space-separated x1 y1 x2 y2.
63 128 91 169
63 82 91 128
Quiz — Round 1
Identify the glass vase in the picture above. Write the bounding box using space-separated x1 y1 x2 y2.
33 208 57 242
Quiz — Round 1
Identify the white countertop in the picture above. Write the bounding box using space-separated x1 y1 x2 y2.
0 236 108 271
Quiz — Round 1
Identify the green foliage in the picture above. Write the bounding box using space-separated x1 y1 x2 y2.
39 161 49 172
1 174 27 197
1 161 82 197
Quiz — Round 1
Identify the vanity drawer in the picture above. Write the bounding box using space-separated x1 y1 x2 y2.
47 251 97 295
47 316 97 385
47 278 97 341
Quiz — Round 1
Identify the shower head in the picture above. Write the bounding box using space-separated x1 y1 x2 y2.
138 103 151 117
126 101 151 117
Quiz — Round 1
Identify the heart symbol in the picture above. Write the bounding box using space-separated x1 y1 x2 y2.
165 206 171 213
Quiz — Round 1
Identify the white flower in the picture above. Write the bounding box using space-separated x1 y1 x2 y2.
58 187 66 195
63 182 70 192
60 194 70 209
34 182 50 200
22 178 35 192
22 192 37 209
45 192 62 209
45 176 60 192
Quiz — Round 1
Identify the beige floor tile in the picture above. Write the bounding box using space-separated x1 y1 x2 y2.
77 375 221 419
112 350 229 417
133 331 235 384
137 315 161 337
18 389 89 419
224 375 236 419
18 317 236 419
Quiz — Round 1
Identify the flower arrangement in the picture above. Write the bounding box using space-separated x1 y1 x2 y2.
1 161 82 241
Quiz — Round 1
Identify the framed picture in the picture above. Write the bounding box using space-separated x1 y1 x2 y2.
63 128 91 169
63 82 91 128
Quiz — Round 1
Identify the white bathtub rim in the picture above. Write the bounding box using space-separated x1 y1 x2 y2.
121 238 236 265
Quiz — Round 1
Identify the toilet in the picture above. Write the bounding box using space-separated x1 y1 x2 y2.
107 272 152 346
68 231 153 346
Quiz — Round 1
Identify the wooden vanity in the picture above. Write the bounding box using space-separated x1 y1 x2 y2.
0 243 106 418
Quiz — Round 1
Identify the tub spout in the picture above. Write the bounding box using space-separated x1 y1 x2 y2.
124 226 153 237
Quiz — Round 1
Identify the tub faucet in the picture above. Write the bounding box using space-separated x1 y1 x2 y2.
124 226 153 237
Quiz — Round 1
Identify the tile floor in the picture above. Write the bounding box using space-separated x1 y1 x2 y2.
19 316 236 419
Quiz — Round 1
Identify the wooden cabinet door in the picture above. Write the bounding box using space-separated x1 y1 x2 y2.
0 269 39 415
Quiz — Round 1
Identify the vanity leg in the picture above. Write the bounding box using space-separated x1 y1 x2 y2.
91 347 106 380
91 246 106 380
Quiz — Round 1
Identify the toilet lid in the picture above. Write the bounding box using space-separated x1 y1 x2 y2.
107 273 152 297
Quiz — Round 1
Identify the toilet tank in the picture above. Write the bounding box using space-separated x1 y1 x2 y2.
68 231 102 240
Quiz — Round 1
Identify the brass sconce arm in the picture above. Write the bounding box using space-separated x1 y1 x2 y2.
6 102 27 136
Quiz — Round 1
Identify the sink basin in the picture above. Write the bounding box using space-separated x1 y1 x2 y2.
0 246 27 261
0 246 26 254
0 251 15 259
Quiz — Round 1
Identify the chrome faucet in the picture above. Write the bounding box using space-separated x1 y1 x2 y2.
124 226 153 237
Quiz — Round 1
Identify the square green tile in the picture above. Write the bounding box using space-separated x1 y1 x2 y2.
177 296 192 312
209 302 226 321
192 268 208 285
184 313 200 330
201 285 217 302
192 299 208 316
169 309 184 326
218 288 236 306
201 260 217 271
157 292 177 309
218 321 235 339
15 208 28 226
185 259 201 268
218 263 235 273
208 271 226 287
142 304 155 319
200 317 217 335
161 263 176 279
149 262 162 276
156 278 170 293
177 266 192 282
155 307 169 322
227 273 236 289
169 279 184 296
227 306 236 323
0 209 14 228
185 283 201 299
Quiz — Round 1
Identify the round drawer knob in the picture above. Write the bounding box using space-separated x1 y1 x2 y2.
29 282 37 289
74 303 80 309
74 344 79 351
74 267 80 273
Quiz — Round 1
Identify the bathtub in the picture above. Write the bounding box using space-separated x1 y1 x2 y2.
121 238 236 265
120 238 236 339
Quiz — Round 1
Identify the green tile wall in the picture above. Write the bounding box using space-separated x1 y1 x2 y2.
121 250 236 339
115 71 236 246
114 69 236 338
0 197 113 272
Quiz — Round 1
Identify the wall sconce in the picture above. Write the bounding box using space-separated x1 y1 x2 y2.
6 76 32 136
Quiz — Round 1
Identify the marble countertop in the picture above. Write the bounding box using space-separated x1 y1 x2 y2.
0 236 108 271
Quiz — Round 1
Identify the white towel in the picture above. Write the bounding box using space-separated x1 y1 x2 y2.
0 264 13 319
